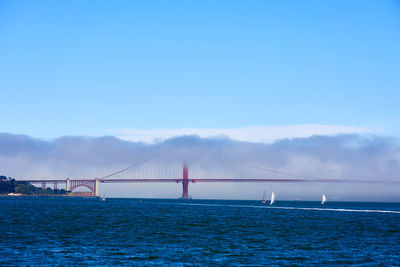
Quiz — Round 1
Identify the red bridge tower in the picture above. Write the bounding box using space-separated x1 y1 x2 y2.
181 162 190 199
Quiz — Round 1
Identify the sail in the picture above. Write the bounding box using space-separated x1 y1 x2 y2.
262 190 268 203
270 192 275 205
321 194 327 204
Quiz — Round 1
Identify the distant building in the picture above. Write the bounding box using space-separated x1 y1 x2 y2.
7 192 22 196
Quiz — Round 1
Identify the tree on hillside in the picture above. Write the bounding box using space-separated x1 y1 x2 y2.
15 183 34 195
0 177 15 193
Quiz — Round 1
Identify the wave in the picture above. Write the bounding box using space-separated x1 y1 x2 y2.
164 202 400 214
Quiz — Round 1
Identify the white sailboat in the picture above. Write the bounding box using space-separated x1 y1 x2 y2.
262 190 268 204
269 192 275 206
321 194 327 205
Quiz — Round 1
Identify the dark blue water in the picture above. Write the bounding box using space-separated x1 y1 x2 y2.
1 197 400 265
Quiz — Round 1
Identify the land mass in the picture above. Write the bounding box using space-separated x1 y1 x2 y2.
0 176 67 196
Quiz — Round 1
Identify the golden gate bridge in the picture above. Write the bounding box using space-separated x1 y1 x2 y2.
17 160 391 198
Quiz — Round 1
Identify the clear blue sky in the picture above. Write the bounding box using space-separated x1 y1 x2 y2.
1 0 399 139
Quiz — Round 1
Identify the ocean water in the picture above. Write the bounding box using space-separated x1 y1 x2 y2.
1 197 400 266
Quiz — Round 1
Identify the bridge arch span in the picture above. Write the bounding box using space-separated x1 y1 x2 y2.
70 184 95 193
69 179 98 196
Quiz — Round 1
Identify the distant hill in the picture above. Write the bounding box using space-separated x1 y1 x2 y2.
0 176 67 195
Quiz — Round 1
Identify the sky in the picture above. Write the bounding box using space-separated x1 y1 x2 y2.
1 0 399 140
0 1 400 200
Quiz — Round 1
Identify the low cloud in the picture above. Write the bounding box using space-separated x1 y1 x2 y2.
106 124 376 143
0 132 399 201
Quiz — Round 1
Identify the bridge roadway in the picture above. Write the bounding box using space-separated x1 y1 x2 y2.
22 178 313 183
99 178 339 183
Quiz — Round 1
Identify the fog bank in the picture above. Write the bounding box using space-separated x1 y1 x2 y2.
1 133 399 201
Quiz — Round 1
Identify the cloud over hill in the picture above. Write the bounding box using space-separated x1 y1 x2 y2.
0 133 399 200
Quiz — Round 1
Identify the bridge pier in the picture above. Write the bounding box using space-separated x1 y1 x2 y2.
95 178 99 196
66 178 71 192
181 163 190 199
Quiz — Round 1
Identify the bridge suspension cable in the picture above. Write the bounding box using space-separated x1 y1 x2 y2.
253 164 336 181
99 157 154 179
